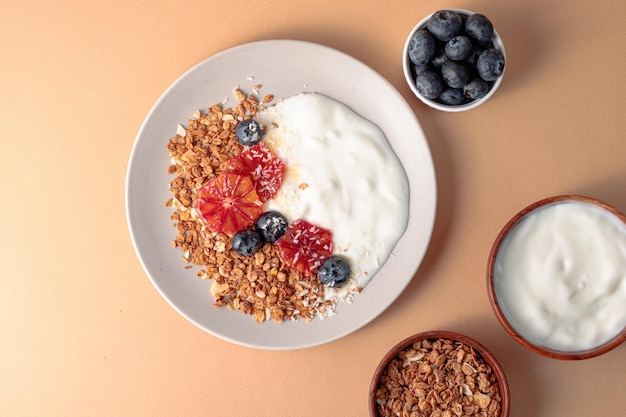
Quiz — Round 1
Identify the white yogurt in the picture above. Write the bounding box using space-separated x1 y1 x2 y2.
254 93 409 300
494 201 626 351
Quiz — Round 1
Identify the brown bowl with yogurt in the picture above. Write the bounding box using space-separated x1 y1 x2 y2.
487 195 626 360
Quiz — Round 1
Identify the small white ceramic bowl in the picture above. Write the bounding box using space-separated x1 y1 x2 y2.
487 195 626 360
403 9 506 112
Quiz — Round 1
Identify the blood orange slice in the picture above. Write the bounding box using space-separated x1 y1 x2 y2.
226 142 285 202
276 219 334 275
196 172 263 236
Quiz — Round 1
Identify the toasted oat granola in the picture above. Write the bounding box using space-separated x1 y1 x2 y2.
375 338 502 417
165 87 337 323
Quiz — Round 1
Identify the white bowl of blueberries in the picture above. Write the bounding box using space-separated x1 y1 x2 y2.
403 9 506 111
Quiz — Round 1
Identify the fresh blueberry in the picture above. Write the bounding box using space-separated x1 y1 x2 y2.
235 119 263 146
445 36 473 61
477 48 505 81
465 13 494 45
255 211 288 243
438 88 466 105
463 78 490 99
415 70 443 99
412 63 429 77
431 49 449 69
441 60 470 89
317 256 351 288
427 10 463 41
408 29 436 67
231 229 262 256
463 45 483 69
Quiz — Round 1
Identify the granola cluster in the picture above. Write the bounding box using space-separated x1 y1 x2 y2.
165 87 336 323
375 338 502 417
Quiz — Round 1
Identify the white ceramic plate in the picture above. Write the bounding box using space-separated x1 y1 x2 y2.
126 40 437 350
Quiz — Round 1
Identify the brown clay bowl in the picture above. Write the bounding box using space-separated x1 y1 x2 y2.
487 195 626 360
369 330 510 417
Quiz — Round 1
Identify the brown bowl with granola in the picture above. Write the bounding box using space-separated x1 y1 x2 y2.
369 331 510 417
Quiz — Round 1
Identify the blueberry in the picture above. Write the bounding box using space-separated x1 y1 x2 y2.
235 119 263 146
231 229 262 256
463 45 484 69
438 88 465 105
317 256 351 288
415 70 443 99
431 49 449 69
427 10 463 41
255 211 288 243
477 48 505 81
463 78 490 99
408 29 436 67
445 36 473 61
441 60 469 89
412 63 429 77
465 13 494 45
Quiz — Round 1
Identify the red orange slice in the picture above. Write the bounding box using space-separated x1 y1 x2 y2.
276 219 334 275
196 172 263 236
226 142 285 202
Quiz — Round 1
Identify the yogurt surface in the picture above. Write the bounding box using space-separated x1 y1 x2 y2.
494 201 626 351
254 93 410 300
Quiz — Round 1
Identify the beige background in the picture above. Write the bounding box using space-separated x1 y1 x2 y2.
3 1 626 416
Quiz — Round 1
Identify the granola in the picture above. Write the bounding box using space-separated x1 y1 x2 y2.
165 87 337 323
375 338 503 417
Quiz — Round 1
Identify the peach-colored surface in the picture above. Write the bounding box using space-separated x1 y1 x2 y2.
3 1 626 416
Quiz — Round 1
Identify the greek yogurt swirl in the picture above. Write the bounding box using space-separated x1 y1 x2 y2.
495 201 626 351
254 93 410 300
